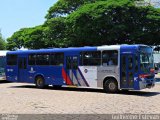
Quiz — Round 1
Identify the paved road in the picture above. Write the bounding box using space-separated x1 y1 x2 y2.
0 80 160 114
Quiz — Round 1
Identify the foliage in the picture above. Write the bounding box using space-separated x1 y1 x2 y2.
66 0 160 46
7 26 48 50
44 17 69 47
45 0 100 19
0 31 6 50
7 0 160 50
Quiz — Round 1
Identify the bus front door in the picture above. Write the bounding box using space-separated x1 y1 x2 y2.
66 56 79 86
120 54 135 89
18 57 27 82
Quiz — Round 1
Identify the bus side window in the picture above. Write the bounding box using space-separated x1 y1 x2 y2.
7 54 17 66
28 54 36 65
50 53 64 66
73 56 78 69
81 51 101 66
66 57 72 69
36 54 50 65
102 50 118 66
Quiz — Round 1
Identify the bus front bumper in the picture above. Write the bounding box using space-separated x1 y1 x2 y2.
146 80 155 88
139 79 155 89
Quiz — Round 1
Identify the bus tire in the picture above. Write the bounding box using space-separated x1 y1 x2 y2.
35 76 45 89
103 79 118 93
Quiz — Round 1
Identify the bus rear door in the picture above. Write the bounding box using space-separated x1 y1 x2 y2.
18 57 27 82
120 54 135 89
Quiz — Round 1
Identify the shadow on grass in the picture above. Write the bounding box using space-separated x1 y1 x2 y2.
9 84 160 97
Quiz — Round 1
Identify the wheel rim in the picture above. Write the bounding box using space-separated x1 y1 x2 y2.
37 78 43 86
109 82 116 90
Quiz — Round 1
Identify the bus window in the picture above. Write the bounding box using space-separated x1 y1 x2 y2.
81 51 101 66
50 53 64 66
128 55 133 70
66 57 71 69
73 56 78 69
102 50 118 66
36 54 50 65
7 54 17 65
28 54 36 65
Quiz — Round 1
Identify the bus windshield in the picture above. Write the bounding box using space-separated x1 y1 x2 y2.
140 47 154 73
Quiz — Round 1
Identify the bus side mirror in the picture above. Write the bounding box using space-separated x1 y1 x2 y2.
155 67 158 70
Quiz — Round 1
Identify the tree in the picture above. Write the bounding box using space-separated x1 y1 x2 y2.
45 0 102 19
23 25 48 49
66 0 160 46
0 31 6 50
44 17 69 47
7 26 48 50
7 28 26 50
7 0 160 50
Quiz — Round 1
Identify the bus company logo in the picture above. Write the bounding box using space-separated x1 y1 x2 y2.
84 69 88 73
29 67 36 73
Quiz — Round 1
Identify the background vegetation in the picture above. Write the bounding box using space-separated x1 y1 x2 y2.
0 31 6 50
6 0 160 50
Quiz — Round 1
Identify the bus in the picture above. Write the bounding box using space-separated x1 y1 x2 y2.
0 51 8 80
6 45 155 93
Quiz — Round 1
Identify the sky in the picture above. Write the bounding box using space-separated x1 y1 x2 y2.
0 0 58 39
0 0 159 39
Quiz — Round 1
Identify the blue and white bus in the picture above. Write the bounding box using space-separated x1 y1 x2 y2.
6 45 155 92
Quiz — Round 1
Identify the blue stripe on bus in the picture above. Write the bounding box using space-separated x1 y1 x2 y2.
78 67 89 87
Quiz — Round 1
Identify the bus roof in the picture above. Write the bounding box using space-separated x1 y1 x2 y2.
7 47 97 55
6 44 150 55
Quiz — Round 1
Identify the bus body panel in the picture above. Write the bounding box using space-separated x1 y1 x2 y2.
6 45 155 91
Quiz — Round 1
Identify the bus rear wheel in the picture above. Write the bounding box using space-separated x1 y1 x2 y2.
35 76 45 89
103 79 118 93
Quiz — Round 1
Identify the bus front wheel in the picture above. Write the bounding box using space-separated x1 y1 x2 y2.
103 79 118 93
35 76 45 89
